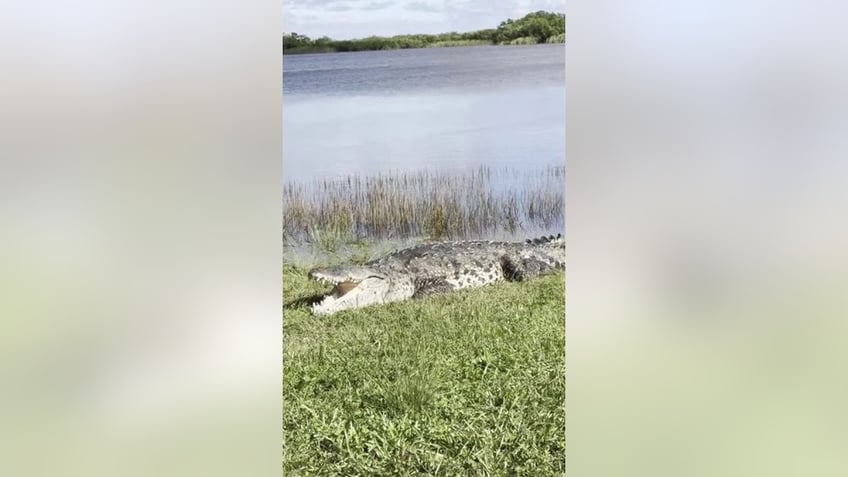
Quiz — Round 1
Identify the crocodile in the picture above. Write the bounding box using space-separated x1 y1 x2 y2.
307 234 565 315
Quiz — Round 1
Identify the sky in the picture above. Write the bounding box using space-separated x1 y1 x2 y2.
283 0 566 40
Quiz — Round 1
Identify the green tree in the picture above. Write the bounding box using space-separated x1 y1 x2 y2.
282 10 565 53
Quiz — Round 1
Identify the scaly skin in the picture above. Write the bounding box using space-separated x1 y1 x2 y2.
307 234 565 315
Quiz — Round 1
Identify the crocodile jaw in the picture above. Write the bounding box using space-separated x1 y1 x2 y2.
308 273 415 315
310 280 386 315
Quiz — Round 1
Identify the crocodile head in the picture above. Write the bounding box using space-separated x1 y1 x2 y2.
307 265 414 315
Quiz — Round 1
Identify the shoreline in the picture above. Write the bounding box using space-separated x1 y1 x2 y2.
283 40 564 56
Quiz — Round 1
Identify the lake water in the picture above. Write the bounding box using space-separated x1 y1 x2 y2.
283 45 565 181
283 45 564 261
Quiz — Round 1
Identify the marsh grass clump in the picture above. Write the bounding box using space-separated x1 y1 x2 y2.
283 166 564 245
506 36 539 45
546 32 566 43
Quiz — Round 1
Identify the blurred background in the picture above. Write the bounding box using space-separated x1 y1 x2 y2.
568 0 848 475
1 1 281 476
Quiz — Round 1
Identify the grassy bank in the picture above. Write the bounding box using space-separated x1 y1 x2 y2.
283 265 566 476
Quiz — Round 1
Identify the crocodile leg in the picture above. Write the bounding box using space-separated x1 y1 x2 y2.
500 255 560 282
412 277 454 298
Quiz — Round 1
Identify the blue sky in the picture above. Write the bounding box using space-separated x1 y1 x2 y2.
283 0 566 40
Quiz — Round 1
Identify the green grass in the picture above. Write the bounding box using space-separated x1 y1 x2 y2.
283 265 565 476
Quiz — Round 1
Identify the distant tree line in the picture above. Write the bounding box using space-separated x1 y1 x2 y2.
283 11 565 54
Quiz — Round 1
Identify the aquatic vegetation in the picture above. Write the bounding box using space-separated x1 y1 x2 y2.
283 166 564 247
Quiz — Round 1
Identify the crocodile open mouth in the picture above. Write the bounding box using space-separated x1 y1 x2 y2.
330 280 358 298
308 271 389 315
309 272 362 298
310 279 365 315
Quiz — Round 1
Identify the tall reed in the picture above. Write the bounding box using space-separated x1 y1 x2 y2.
283 165 564 246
